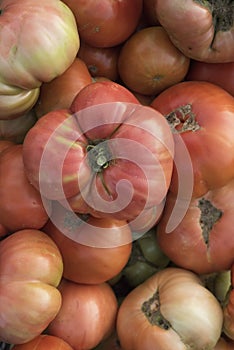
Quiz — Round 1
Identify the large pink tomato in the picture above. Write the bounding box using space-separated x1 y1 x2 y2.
23 90 174 222
154 0 234 62
0 0 79 90
0 229 63 345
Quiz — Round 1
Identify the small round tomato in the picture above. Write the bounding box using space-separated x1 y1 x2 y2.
62 0 143 48
11 334 74 350
0 144 51 232
35 57 92 118
116 267 223 350
78 41 121 81
0 229 63 344
47 279 118 350
43 201 132 284
118 26 190 96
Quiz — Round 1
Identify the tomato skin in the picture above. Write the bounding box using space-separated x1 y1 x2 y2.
0 144 51 232
0 110 37 143
43 201 132 284
0 0 79 90
154 0 234 62
151 81 234 198
70 80 140 112
0 229 63 344
35 57 92 118
186 61 234 97
117 26 190 96
47 279 118 350
156 178 234 274
116 267 223 350
78 41 121 81
11 334 74 349
62 0 143 48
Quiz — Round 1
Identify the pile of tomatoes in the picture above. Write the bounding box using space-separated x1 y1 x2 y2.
0 0 234 349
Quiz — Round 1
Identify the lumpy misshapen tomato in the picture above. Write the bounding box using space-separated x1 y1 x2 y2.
0 229 63 344
23 82 174 223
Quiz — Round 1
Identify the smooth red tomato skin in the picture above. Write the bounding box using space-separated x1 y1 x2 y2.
70 80 140 113
47 279 118 350
62 0 143 48
117 26 190 96
0 144 51 232
78 41 121 81
151 81 234 198
0 229 63 344
35 57 92 118
186 61 234 97
43 201 132 284
11 334 74 349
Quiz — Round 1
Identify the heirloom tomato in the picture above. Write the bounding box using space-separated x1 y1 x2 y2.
0 0 79 90
0 144 51 232
151 81 234 199
117 26 190 96
11 334 74 350
0 229 63 344
117 267 223 350
47 279 118 350
0 86 40 120
23 97 174 223
62 0 143 48
186 61 234 96
35 58 92 118
154 0 234 62
156 178 234 274
43 201 132 284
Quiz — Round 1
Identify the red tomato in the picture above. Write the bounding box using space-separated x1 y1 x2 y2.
94 331 123 350
70 80 140 112
62 0 143 48
118 26 190 96
0 224 8 240
0 140 15 153
23 94 174 223
78 41 121 81
11 334 74 350
186 60 234 97
151 81 234 198
0 144 51 232
0 110 37 143
156 178 234 274
116 267 223 350
35 57 92 118
214 337 234 350
43 201 132 284
154 0 234 62
0 229 63 344
47 279 118 350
